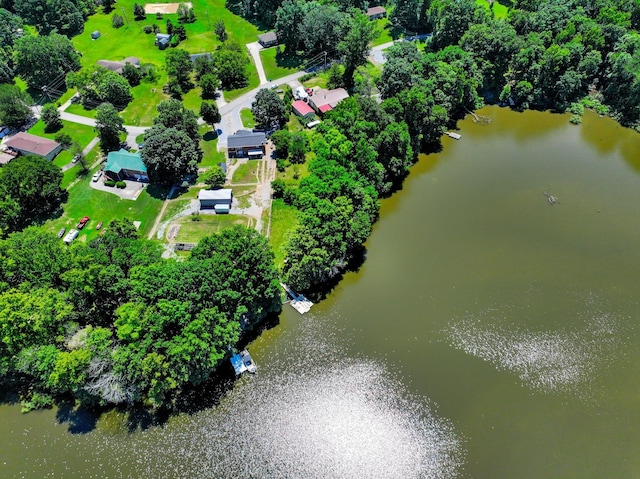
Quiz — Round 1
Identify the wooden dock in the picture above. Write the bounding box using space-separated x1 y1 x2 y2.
445 131 462 140
281 283 313 314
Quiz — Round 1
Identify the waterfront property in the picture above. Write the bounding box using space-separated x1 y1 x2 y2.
105 149 149 182
227 130 267 158
4 132 62 161
198 188 233 212
230 349 257 375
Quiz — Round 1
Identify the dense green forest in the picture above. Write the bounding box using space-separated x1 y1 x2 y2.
0 223 280 410
3 0 640 411
276 0 640 291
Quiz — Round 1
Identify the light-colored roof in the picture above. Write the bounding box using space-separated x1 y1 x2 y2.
198 188 232 200
313 88 350 109
97 57 140 74
367 6 386 16
292 100 314 116
105 149 147 174
258 31 278 43
5 132 60 157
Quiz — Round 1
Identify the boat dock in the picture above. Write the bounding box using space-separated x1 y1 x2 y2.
230 350 257 375
280 283 313 314
445 131 462 140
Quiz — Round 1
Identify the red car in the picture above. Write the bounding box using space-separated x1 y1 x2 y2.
305 88 313 96
76 216 90 229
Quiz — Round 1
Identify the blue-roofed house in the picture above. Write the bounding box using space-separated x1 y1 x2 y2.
105 149 149 182
155 33 171 50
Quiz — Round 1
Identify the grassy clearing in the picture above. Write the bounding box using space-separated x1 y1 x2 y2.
269 198 299 267
232 161 259 183
199 126 226 168
476 0 511 19
29 119 96 149
45 180 167 241
65 103 98 119
240 108 255 128
259 48 305 81
173 214 249 242
371 18 395 46
231 185 255 208
70 0 262 124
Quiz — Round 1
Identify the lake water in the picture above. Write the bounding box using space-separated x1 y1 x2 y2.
2 106 640 478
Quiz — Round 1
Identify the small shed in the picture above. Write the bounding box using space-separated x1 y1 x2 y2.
91 30 101 40
258 31 279 48
155 33 171 50
292 100 314 118
198 188 233 211
366 6 387 20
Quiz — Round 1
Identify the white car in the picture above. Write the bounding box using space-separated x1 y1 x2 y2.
92 170 102 182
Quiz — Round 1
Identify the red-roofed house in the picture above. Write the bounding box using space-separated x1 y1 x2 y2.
292 100 315 118
5 132 62 161
367 6 387 19
308 88 350 116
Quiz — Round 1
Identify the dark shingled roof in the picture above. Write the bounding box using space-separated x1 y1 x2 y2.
228 130 266 148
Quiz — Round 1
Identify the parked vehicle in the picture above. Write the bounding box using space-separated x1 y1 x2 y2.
77 216 90 229
92 170 102 182
305 87 313 96
63 229 79 244
72 154 81 163
96 221 103 230
57 227 66 238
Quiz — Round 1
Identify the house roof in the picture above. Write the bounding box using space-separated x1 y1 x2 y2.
313 88 350 109
367 6 386 16
292 100 314 116
5 132 61 157
105 149 147 174
258 31 278 43
228 130 266 149
198 188 232 200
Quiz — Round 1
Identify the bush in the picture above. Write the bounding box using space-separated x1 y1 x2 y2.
143 25 153 34
112 14 124 28
299 73 314 82
20 391 53 413
54 132 72 149
569 115 582 125
116 181 126 188
105 180 116 187
271 178 285 198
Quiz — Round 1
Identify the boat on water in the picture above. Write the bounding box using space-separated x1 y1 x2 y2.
230 349 257 375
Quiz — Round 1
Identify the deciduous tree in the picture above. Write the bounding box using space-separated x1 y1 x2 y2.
95 102 125 153
141 126 201 185
251 88 287 130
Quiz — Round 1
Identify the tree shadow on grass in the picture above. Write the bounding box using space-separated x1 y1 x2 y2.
274 50 305 70
145 183 172 200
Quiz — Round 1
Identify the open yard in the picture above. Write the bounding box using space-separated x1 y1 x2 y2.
259 48 305 81
29 119 96 150
269 198 299 267
172 214 249 243
240 108 255 128
199 125 226 168
232 161 260 183
45 179 168 241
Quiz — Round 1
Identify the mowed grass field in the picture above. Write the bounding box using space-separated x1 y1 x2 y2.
45 179 168 241
71 0 263 123
173 214 249 242
269 198 299 267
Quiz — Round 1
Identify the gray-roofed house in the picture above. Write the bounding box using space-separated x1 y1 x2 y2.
105 149 149 182
366 6 387 19
227 130 267 158
308 88 350 115
155 33 171 50
258 31 279 48
97 56 140 74
4 132 62 161
198 188 233 213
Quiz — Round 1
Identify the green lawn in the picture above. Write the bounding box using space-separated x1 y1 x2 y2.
269 198 299 267
65 103 98 119
199 125 226 168
477 0 511 19
230 185 255 209
370 18 396 46
45 180 168 241
173 214 249 243
69 0 263 124
240 108 255 128
259 48 305 81
232 161 259 183
29 119 96 149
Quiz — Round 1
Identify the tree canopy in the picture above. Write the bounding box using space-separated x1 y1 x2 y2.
14 33 81 89
251 88 287 130
140 126 201 185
